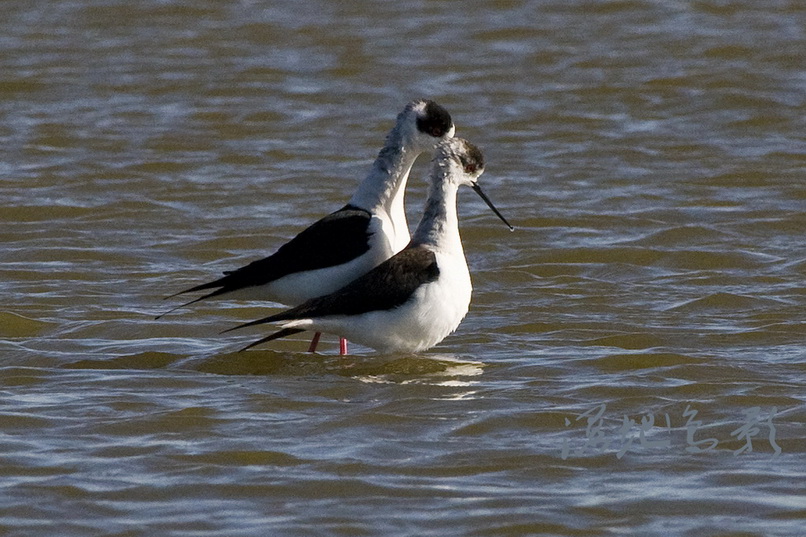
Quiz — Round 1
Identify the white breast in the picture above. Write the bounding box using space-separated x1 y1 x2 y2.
286 250 472 353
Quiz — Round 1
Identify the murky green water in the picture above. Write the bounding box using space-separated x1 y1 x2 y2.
1 1 804 535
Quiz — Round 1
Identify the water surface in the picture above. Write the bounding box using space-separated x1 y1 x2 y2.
1 1 804 535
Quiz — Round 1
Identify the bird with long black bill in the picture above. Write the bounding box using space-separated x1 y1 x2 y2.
158 100 455 354
226 137 513 353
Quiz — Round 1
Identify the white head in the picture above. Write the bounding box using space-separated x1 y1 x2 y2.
391 99 456 153
433 138 514 230
433 137 485 185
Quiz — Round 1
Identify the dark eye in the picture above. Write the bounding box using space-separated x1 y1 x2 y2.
464 163 477 174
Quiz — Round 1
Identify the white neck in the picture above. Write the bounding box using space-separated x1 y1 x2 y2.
410 162 463 256
348 129 417 212
348 129 420 247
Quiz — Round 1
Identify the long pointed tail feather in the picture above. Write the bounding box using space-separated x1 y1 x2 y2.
238 328 306 352
221 313 285 334
155 293 214 320
162 276 229 300
157 283 235 319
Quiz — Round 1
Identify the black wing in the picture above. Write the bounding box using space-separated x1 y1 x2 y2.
225 246 440 332
161 205 373 312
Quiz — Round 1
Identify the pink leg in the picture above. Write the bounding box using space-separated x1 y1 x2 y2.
339 338 348 355
308 332 322 353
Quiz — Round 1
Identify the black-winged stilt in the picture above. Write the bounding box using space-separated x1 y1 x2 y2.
159 100 455 353
226 137 513 353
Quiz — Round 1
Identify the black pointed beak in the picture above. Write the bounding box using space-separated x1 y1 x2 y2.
471 183 514 231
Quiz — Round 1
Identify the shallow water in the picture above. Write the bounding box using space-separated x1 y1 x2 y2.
1 0 804 535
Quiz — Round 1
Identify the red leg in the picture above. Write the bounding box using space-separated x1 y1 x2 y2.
339 337 348 355
308 332 322 353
